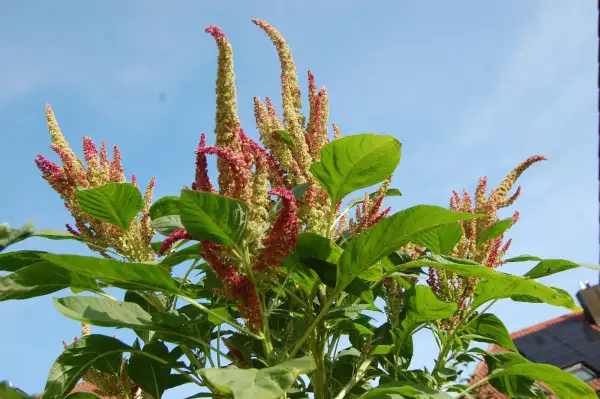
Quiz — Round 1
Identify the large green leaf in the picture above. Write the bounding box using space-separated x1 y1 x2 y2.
32 229 80 241
0 260 101 301
413 222 463 255
151 215 185 236
463 313 517 351
54 296 155 329
485 352 597 399
476 217 514 246
76 183 144 230
39 253 179 293
383 256 579 311
0 250 48 272
149 196 181 220
356 381 453 399
472 277 580 311
179 189 248 248
310 134 402 204
336 206 483 290
200 357 316 399
160 243 203 268
403 285 457 324
42 335 132 399
523 259 580 279
128 341 173 399
0 221 35 252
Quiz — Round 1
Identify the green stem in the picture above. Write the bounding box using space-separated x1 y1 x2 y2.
178 295 264 341
289 291 337 358
216 325 222 368
171 259 200 310
334 357 374 399
456 376 491 398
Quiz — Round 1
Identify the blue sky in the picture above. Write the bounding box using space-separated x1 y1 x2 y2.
0 1 597 397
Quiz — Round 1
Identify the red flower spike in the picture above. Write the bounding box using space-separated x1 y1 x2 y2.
253 188 299 272
158 228 193 256
109 145 124 183
82 136 99 166
487 237 503 268
192 134 216 193
205 25 226 39
197 144 249 197
307 70 317 105
65 224 80 237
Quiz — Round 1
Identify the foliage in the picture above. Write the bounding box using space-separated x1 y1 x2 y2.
1 19 595 399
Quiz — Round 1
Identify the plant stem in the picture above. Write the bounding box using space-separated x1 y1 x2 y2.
171 259 200 310
216 325 222 367
334 357 374 399
178 295 264 340
456 376 491 398
289 291 337 358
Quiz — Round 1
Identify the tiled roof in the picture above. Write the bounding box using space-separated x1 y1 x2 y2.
468 312 600 398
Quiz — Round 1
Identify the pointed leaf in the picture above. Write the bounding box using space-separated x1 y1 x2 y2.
476 218 514 246
42 335 132 399
129 341 172 399
310 134 402 204
76 183 144 230
403 285 457 324
54 296 155 329
504 254 543 263
33 229 81 241
39 253 179 293
485 352 597 399
472 277 579 311
413 222 463 255
356 381 453 399
160 244 203 268
463 313 517 351
0 250 48 272
0 260 100 301
179 189 248 248
149 196 181 220
200 357 316 399
151 215 184 236
523 259 580 279
336 206 483 290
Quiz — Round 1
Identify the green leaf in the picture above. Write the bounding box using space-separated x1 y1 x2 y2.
472 277 580 311
485 352 597 399
0 250 48 272
476 217 514 246
504 254 543 263
200 357 316 399
356 381 453 399
179 189 248 248
54 296 155 329
149 196 181 220
151 215 184 236
310 134 402 204
523 259 580 279
76 183 144 230
128 341 172 399
42 335 132 399
32 229 80 241
413 222 463 255
39 253 179 293
336 206 483 290
383 255 580 311
160 244 203 268
403 285 457 324
0 221 35 252
0 260 101 301
463 313 517 351
0 381 40 399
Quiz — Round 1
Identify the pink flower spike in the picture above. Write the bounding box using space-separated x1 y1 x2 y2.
205 25 226 39
65 224 80 237
109 145 124 183
307 70 316 104
253 188 299 272
192 134 216 193
158 228 193 256
512 210 520 225
131 174 138 187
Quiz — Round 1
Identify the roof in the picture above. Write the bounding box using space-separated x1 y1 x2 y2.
69 382 118 399
469 312 600 398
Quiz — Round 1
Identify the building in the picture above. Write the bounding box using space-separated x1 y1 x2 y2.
469 282 600 398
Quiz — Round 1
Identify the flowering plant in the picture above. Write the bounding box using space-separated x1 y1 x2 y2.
0 20 595 399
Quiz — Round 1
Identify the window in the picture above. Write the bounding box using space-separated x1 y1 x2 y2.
563 362 598 382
